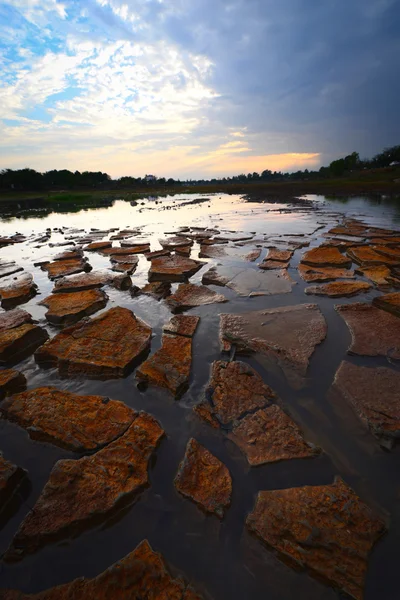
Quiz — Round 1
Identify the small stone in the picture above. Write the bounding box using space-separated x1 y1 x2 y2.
301 246 352 268
0 539 204 599
4 412 164 561
136 334 192 397
373 292 400 318
355 265 393 289
206 361 276 425
0 273 37 309
167 284 227 313
228 405 320 465
39 289 108 325
35 307 151 378
298 264 355 283
0 369 26 400
336 303 400 358
174 438 232 518
244 248 262 261
246 477 386 600
149 255 205 282
347 246 400 267
1 386 136 451
332 362 400 448
163 315 200 337
53 271 131 293
0 310 48 366
220 305 327 387
305 281 371 297
83 240 112 251
0 453 26 517
41 258 91 280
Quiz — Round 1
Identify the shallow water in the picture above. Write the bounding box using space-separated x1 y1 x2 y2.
0 193 399 599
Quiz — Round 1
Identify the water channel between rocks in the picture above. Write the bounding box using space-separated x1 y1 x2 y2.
0 193 399 600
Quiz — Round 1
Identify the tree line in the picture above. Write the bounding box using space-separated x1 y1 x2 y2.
1 145 399 192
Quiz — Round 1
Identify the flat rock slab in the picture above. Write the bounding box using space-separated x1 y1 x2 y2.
0 310 48 366
246 477 385 600
206 361 276 425
1 386 136 452
111 262 137 274
245 248 262 262
35 306 152 378
101 246 149 256
41 258 91 280
355 265 393 289
0 273 37 309
198 244 228 259
136 334 192 397
39 289 108 325
305 281 371 298
0 369 26 400
301 247 352 268
373 245 400 260
83 241 112 251
1 539 204 599
373 292 400 318
137 281 171 300
220 304 327 387
298 264 355 283
336 303 400 359
174 438 232 518
347 246 400 267
264 248 294 262
110 254 139 265
5 412 164 561
163 315 200 338
167 284 227 313
159 236 193 250
0 453 26 517
333 362 400 449
149 255 205 282
53 249 83 261
228 405 320 465
0 264 23 279
53 271 131 293
201 265 231 287
145 249 171 260
226 268 294 297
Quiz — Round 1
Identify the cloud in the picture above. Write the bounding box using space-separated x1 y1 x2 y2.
0 0 399 176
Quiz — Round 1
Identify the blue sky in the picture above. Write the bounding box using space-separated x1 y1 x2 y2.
0 0 399 178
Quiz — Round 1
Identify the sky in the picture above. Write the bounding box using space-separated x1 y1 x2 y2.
0 0 399 179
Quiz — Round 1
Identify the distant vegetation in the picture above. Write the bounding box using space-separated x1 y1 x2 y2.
1 144 400 195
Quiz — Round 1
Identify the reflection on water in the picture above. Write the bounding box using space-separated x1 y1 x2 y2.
0 193 399 600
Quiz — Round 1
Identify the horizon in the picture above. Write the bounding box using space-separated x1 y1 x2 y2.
0 1 399 179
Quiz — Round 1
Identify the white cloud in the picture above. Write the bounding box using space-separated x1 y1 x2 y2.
6 0 67 23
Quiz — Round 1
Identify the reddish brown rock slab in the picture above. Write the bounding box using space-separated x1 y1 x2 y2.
373 292 400 318
0 369 26 400
83 240 112 251
0 273 37 309
167 284 227 313
369 236 400 246
175 245 192 257
198 244 228 259
137 281 172 301
53 249 83 261
355 266 393 289
0 263 24 279
120 239 150 249
228 405 320 465
0 453 26 516
246 477 386 600
265 248 294 262
174 438 232 518
149 255 205 283
111 262 137 274
259 259 290 270
298 264 355 283
163 315 200 338
347 246 400 267
39 289 108 326
206 361 276 425
101 246 149 256
1 386 136 452
193 402 221 429
53 271 131 293
201 265 230 287
136 334 192 397
35 307 151 379
301 246 352 268
41 258 91 280
244 248 262 262
305 281 371 298
4 412 164 561
333 362 400 448
1 539 205 600
336 303 400 358
372 245 400 260
159 236 193 250
0 310 49 366
220 305 327 387
145 248 171 260
109 254 139 266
